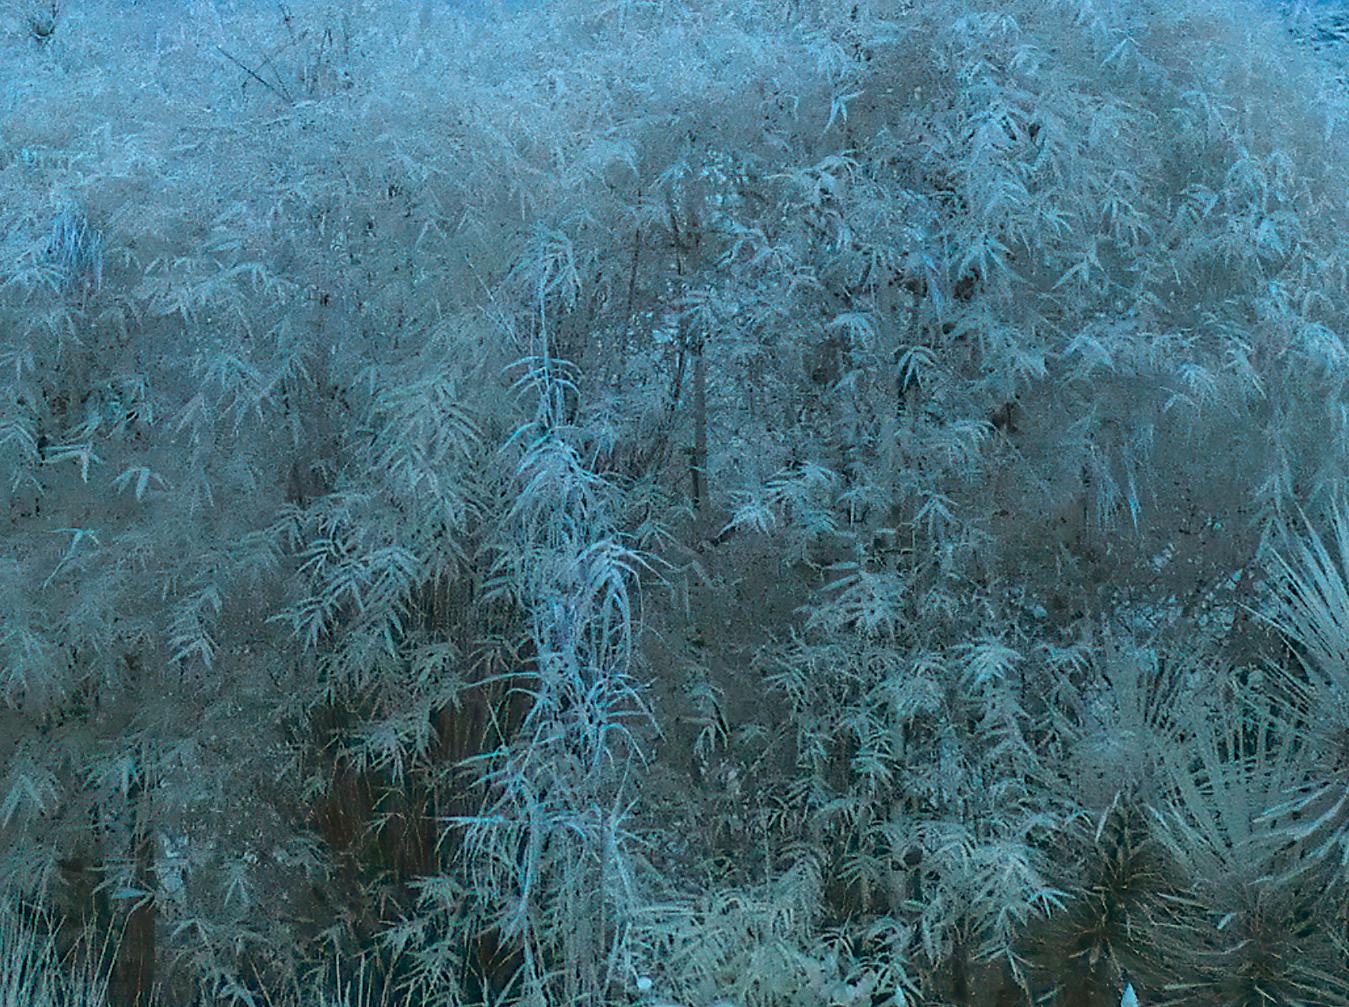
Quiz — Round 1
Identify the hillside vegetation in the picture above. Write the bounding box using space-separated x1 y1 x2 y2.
3 1 1349 1005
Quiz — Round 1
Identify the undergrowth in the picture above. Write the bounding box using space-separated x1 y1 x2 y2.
2 0 1349 1005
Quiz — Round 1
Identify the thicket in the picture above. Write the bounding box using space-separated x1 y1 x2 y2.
3 0 1349 1005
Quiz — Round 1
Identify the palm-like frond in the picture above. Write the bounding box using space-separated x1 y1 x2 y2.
1262 508 1349 873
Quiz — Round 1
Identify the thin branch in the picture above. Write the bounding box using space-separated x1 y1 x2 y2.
216 45 294 104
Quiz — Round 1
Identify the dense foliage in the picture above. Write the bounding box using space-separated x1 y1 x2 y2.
3 1 1349 1005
